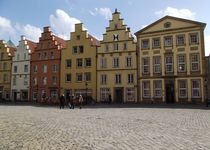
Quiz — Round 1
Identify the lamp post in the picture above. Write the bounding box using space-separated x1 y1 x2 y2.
85 81 88 105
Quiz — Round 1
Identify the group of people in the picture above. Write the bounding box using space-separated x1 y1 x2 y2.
59 94 83 109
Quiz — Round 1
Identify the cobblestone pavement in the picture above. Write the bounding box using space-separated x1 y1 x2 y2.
0 105 210 150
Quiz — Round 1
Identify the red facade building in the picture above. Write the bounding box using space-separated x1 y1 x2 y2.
30 27 66 103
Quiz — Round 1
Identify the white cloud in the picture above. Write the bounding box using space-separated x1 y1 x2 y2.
0 16 16 38
15 23 41 42
89 8 112 20
205 35 210 56
50 9 81 39
155 7 196 19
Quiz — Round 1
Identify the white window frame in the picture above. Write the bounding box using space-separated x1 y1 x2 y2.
152 38 160 48
115 74 121 84
164 36 173 47
176 34 185 46
142 81 150 98
101 74 107 85
178 55 186 72
178 80 187 98
191 80 200 98
141 39 149 49
113 57 119 68
126 56 132 67
165 55 173 73
128 74 134 84
153 56 161 74
126 87 135 102
153 80 162 98
189 33 199 45
142 58 149 74
100 58 107 68
191 54 199 71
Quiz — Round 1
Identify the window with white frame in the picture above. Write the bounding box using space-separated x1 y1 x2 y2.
100 88 110 102
52 64 58 72
153 56 161 73
101 74 107 85
176 35 185 46
42 77 47 85
52 76 57 85
164 36 173 47
76 73 82 82
126 88 135 102
24 65 28 72
42 65 47 73
153 80 162 97
191 80 200 98
77 58 83 68
152 38 160 48
65 59 72 68
141 39 149 49
142 58 149 74
113 43 118 50
178 80 187 98
65 74 71 82
84 72 91 81
126 56 132 67
128 74 134 84
113 57 119 68
178 55 186 72
142 81 150 97
189 33 199 45
115 74 121 84
191 54 199 71
100 58 107 68
85 58 91 67
165 55 173 73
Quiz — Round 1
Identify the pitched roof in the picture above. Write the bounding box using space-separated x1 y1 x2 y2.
135 15 206 35
88 34 100 46
54 36 66 49
25 39 37 53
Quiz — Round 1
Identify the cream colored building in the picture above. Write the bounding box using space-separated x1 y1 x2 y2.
60 23 99 101
135 16 206 104
97 9 137 103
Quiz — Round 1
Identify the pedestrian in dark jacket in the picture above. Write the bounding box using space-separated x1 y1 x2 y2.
70 94 75 109
59 94 65 109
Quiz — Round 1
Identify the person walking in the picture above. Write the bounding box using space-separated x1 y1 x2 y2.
79 95 83 109
70 94 75 109
67 94 71 109
59 94 65 109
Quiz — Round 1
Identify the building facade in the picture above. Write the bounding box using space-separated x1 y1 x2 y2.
11 36 36 101
0 40 15 101
60 23 99 101
97 9 137 103
30 27 66 103
135 16 206 104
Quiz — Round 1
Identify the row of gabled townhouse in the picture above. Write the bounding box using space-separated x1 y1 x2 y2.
0 9 207 104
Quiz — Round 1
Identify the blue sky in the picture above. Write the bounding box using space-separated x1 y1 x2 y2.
0 0 210 55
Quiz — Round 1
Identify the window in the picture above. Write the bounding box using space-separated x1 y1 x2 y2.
38 53 41 60
33 65 37 73
84 72 91 81
52 76 57 85
50 51 54 59
178 55 186 72
50 90 58 98
24 75 28 85
123 42 127 50
79 46 84 53
165 55 173 73
164 36 172 47
100 58 107 68
191 54 199 71
14 66 17 73
178 80 187 98
33 77 37 85
153 56 161 74
41 90 46 99
152 38 160 48
3 74 8 82
189 33 199 45
65 74 71 82
101 74 107 84
141 39 149 49
77 58 83 68
42 65 47 73
13 76 16 85
85 58 91 67
153 80 162 97
114 24 118 29
42 77 47 85
142 81 150 98
115 74 121 84
24 65 28 72
192 80 200 98
65 59 72 68
113 34 119 41
142 58 149 74
100 88 110 102
76 73 82 82
176 35 185 46
43 52 47 59
126 88 135 102
126 56 132 67
73 46 77 54
128 74 134 84
52 64 58 72
105 44 109 52
17 54 20 60
3 62 7 70
113 43 118 50
77 35 80 40
48 42 51 48
113 57 119 68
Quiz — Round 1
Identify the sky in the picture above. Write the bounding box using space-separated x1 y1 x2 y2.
0 0 210 55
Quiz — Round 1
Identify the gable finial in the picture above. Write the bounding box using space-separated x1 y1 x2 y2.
115 8 118 13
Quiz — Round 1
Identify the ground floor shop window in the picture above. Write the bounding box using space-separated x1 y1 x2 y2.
126 87 135 102
100 88 110 102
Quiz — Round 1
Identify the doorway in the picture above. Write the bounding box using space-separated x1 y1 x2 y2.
165 79 175 103
13 92 17 102
114 87 123 103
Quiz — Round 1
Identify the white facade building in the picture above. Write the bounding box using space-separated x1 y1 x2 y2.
11 36 36 101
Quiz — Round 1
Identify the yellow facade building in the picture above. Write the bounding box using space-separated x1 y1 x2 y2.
60 23 99 101
0 40 15 101
97 9 137 103
135 16 206 103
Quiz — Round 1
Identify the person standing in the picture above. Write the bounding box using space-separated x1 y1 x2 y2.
70 94 75 109
79 95 83 109
59 94 65 109
67 94 71 109
108 94 112 104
